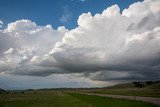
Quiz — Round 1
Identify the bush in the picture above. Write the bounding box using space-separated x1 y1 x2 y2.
133 82 144 88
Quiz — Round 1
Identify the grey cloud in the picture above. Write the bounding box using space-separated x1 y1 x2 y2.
127 12 160 33
86 69 160 82
12 64 64 76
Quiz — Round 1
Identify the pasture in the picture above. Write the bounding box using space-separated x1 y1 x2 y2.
82 89 160 98
0 90 159 107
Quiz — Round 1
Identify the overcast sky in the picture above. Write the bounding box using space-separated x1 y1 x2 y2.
0 0 160 90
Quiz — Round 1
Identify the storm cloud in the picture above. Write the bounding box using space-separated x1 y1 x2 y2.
0 0 160 81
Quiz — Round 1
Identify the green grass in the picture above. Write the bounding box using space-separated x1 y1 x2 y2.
0 91 89 107
84 89 160 98
69 93 159 107
0 90 159 107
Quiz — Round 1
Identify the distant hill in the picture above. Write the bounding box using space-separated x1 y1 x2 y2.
0 88 7 94
105 83 136 89
133 80 160 88
145 82 160 89
105 80 160 89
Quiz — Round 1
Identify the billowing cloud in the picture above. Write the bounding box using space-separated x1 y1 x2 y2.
49 0 160 80
0 0 160 82
0 19 68 75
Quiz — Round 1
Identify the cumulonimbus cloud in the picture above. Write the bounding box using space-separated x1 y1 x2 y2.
0 20 68 75
0 0 160 81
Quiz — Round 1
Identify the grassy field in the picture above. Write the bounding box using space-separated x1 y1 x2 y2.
0 90 159 107
82 89 160 98
77 82 160 98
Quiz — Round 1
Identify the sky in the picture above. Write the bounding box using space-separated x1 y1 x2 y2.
0 0 160 90
0 0 142 29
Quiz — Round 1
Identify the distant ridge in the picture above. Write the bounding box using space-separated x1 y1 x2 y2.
145 82 160 89
105 80 160 89
0 88 7 93
105 83 136 89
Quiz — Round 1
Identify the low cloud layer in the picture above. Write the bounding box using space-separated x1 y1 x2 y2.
0 0 160 82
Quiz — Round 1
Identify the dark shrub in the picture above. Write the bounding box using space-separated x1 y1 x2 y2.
133 82 144 88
